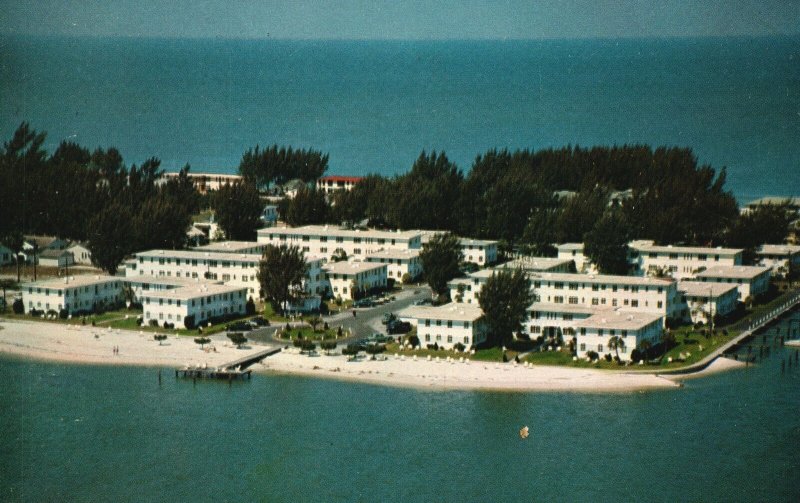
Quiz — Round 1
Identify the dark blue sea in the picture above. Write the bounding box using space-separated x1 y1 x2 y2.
1 35 798 202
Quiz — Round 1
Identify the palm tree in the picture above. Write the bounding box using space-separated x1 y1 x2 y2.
608 335 623 360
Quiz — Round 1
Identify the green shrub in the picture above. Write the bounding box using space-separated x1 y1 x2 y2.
12 298 24 314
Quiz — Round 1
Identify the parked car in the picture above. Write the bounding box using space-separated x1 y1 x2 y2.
387 320 412 334
225 321 252 332
353 298 375 308
381 313 397 325
249 316 270 327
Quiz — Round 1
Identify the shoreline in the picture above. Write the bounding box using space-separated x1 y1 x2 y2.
0 317 743 392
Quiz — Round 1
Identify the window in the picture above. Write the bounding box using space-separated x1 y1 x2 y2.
580 343 586 351
447 335 452 343
580 328 586 335
657 301 663 309
463 322 470 329
425 334 430 342
598 344 603 352
591 298 599 306
447 321 452 328
568 296 578 304
531 326 541 333
425 319 430 327
631 300 639 307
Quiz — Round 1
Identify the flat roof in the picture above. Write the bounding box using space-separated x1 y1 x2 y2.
23 274 120 289
677 280 738 298
499 257 573 271
756 244 800 256
630 240 742 256
125 275 207 288
142 282 246 300
318 175 363 183
574 310 664 331
398 303 484 322
192 241 265 253
460 238 498 247
695 265 771 280
322 260 386 275
556 243 584 251
365 249 421 260
527 302 597 315
258 225 422 241
137 249 261 263
530 271 674 287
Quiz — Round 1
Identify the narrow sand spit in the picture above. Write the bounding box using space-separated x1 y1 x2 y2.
0 318 742 392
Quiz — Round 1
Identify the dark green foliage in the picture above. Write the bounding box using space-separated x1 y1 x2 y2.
213 180 263 240
87 202 133 274
257 245 309 315
238 144 328 190
583 210 631 275
279 186 329 226
228 332 248 347
419 232 463 297
154 334 168 345
366 343 386 356
245 297 256 316
194 337 211 348
320 340 337 352
12 298 23 314
477 268 534 347
183 315 195 330
725 202 793 261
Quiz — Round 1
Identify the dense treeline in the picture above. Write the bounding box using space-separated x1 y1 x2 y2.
320 146 757 257
0 123 199 273
238 144 328 190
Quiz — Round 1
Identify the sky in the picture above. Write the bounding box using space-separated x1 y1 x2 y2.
1 0 798 40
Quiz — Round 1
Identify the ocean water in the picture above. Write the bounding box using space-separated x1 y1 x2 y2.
2 310 800 502
1 35 798 203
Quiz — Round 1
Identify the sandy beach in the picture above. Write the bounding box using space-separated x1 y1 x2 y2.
1 317 748 392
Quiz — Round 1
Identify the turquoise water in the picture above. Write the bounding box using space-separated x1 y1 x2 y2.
1 36 798 202
2 310 800 502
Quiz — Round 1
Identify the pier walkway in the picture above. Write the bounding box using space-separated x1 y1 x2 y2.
175 345 281 380
659 289 800 376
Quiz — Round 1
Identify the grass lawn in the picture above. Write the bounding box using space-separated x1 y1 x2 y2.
191 209 214 223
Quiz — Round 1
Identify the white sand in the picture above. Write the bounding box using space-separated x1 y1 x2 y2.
666 356 747 381
257 349 681 392
0 318 252 368
0 317 723 392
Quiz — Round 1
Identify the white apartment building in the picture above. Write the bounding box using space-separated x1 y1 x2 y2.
398 303 487 350
755 244 800 276
459 238 498 265
128 249 326 302
530 272 680 323
141 283 248 329
22 275 123 315
159 172 242 194
694 265 772 302
193 241 267 255
365 249 423 283
676 281 739 325
556 243 596 274
451 270 679 324
574 310 664 362
524 302 596 340
322 261 387 301
498 256 574 274
258 225 423 261
628 240 743 279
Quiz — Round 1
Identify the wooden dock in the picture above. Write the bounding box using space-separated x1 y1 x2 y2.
175 346 282 380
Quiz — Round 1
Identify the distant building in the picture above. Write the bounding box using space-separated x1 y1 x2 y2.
22 275 123 315
159 172 242 194
755 244 800 276
316 175 364 194
67 241 92 265
258 225 423 260
23 235 69 263
0 243 14 266
556 243 596 274
38 249 74 268
694 265 771 302
262 204 279 226
398 303 487 350
418 231 499 265
628 240 743 279
524 302 596 340
193 241 267 255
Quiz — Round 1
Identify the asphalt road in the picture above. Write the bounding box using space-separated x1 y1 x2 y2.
249 285 432 346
